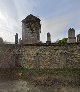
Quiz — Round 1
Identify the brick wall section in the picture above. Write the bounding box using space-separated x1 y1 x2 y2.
0 43 80 68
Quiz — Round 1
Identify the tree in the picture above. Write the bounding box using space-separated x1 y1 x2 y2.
58 38 68 45
0 37 3 44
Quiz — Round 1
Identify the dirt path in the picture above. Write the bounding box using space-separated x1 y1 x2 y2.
0 80 79 92
0 80 41 92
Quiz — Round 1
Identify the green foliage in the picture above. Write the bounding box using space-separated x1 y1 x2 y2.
15 68 80 86
17 68 80 77
0 37 3 44
58 38 68 45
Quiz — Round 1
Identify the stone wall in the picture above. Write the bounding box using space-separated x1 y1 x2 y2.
0 43 80 68
0 45 21 68
21 43 80 69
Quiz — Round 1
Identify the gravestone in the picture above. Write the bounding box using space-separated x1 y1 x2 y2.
46 32 51 44
77 34 80 42
15 33 18 44
19 38 22 44
67 28 76 43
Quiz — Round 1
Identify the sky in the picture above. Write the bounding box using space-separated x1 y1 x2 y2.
0 0 80 43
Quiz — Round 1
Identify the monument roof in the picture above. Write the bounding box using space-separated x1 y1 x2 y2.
22 14 41 23
69 28 75 31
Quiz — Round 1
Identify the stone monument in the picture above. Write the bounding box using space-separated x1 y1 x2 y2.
19 38 22 44
15 33 18 44
67 28 76 43
77 34 80 42
22 14 41 44
46 32 51 44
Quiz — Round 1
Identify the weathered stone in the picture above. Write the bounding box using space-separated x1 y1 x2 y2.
20 44 80 69
15 33 18 44
77 34 80 42
46 32 51 44
22 14 41 44
19 38 22 44
0 43 80 68
67 28 76 43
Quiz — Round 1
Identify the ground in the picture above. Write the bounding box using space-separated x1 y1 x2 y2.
0 68 80 92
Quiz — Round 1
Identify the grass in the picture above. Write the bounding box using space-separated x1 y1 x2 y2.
0 67 79 86
16 67 80 76
15 67 80 86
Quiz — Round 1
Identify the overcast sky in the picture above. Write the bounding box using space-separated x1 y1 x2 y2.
0 0 80 42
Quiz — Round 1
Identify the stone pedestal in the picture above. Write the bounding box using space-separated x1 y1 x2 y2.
67 37 76 43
